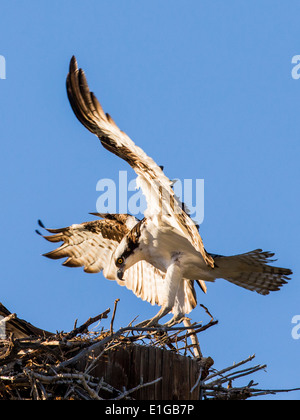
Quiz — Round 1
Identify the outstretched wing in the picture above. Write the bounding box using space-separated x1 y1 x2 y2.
39 214 131 274
39 214 197 313
66 56 214 269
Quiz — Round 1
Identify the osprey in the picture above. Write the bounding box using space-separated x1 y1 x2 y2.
39 56 292 327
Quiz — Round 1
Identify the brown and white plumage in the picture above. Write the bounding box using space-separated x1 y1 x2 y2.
39 56 292 327
41 214 132 274
66 56 213 270
212 250 291 295
39 214 197 315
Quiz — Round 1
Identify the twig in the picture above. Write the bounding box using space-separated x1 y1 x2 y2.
81 377 102 400
199 304 214 321
111 377 162 400
205 354 256 382
190 368 203 394
206 364 267 387
64 308 110 340
57 322 206 370
57 329 124 370
203 383 300 400
175 320 218 342
110 299 120 334
190 357 214 395
183 318 202 358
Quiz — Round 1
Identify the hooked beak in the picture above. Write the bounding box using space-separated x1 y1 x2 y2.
117 268 124 281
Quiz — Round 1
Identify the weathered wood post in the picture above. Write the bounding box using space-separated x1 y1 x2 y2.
76 343 208 399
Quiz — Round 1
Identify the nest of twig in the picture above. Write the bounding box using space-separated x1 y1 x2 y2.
0 301 298 400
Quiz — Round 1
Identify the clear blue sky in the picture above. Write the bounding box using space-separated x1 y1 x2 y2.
0 1 299 399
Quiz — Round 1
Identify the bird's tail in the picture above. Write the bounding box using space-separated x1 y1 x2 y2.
211 249 292 295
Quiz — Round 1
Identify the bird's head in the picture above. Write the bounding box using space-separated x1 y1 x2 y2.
114 226 143 280
115 255 127 281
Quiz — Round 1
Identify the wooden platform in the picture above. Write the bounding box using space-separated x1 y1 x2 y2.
77 343 202 400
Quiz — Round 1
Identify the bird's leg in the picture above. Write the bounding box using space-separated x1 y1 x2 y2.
134 305 172 328
163 313 187 327
135 259 183 328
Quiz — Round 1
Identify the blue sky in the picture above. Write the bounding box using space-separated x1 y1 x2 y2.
0 1 299 399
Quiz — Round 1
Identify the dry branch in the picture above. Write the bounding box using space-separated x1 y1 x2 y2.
0 301 299 400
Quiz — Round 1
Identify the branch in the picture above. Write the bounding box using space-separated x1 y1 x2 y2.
110 299 120 334
205 354 256 382
64 308 110 339
111 377 162 400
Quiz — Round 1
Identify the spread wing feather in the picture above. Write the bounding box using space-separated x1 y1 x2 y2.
42 217 126 274
66 56 214 269
40 215 198 313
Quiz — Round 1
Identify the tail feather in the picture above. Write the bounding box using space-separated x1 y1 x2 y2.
212 249 292 295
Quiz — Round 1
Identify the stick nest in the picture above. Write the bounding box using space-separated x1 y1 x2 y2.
0 301 298 400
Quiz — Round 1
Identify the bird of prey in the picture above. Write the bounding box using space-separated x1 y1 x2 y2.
38 56 292 327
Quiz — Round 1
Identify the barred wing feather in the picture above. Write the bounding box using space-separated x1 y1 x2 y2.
66 56 214 269
40 216 198 313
